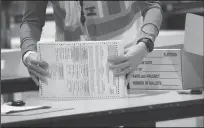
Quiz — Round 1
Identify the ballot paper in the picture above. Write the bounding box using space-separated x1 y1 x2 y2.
129 49 183 90
37 41 126 99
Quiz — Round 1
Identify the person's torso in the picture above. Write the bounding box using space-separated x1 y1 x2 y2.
51 1 143 47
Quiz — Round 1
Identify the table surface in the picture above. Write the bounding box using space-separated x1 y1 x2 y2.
1 40 203 127
1 89 204 127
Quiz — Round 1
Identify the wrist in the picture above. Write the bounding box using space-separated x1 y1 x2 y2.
23 51 37 64
137 41 149 56
137 38 154 53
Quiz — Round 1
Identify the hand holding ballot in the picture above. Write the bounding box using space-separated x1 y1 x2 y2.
35 41 127 99
24 51 50 86
108 42 149 80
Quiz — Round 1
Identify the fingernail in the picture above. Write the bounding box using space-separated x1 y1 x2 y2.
42 79 48 85
46 72 49 77
107 58 111 62
109 65 113 70
45 71 51 78
45 66 49 70
116 69 121 73
44 80 48 85
108 56 114 60
114 74 119 77
48 73 51 78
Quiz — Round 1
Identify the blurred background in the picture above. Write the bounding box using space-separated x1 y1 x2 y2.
1 1 204 49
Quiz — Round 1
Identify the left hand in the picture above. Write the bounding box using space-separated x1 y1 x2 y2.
107 42 149 79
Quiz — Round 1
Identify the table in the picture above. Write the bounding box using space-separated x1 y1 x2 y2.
1 88 204 127
1 77 37 94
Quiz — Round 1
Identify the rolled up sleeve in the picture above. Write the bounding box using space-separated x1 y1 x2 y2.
20 1 48 57
138 1 163 42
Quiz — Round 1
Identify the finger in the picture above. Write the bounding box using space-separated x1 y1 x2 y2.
29 73 39 86
114 66 133 77
127 69 135 82
27 63 50 77
109 61 130 71
31 59 49 69
125 77 129 87
124 70 135 86
29 69 48 85
26 54 49 69
124 47 131 54
108 55 129 65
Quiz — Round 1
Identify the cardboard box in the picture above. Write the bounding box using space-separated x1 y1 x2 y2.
129 13 203 90
129 49 203 90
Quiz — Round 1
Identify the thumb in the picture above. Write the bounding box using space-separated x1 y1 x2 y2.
26 53 49 69
25 52 38 64
126 70 135 83
124 47 130 55
29 73 40 86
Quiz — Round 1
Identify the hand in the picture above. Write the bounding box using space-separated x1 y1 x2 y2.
108 42 149 80
24 52 50 86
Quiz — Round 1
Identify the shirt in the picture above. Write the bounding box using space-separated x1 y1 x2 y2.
20 1 162 60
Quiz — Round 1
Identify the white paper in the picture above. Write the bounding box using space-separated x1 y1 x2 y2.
37 41 127 99
129 49 183 90
1 104 48 115
1 60 5 70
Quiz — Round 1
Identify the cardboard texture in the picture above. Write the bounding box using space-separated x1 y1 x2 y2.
182 13 203 89
181 50 203 89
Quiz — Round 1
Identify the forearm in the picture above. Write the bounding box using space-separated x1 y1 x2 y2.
20 1 48 57
139 1 163 42
20 22 42 56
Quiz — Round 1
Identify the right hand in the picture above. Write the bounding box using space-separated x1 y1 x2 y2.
25 52 50 86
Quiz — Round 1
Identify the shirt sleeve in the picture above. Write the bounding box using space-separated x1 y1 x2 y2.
20 1 48 57
138 1 163 42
